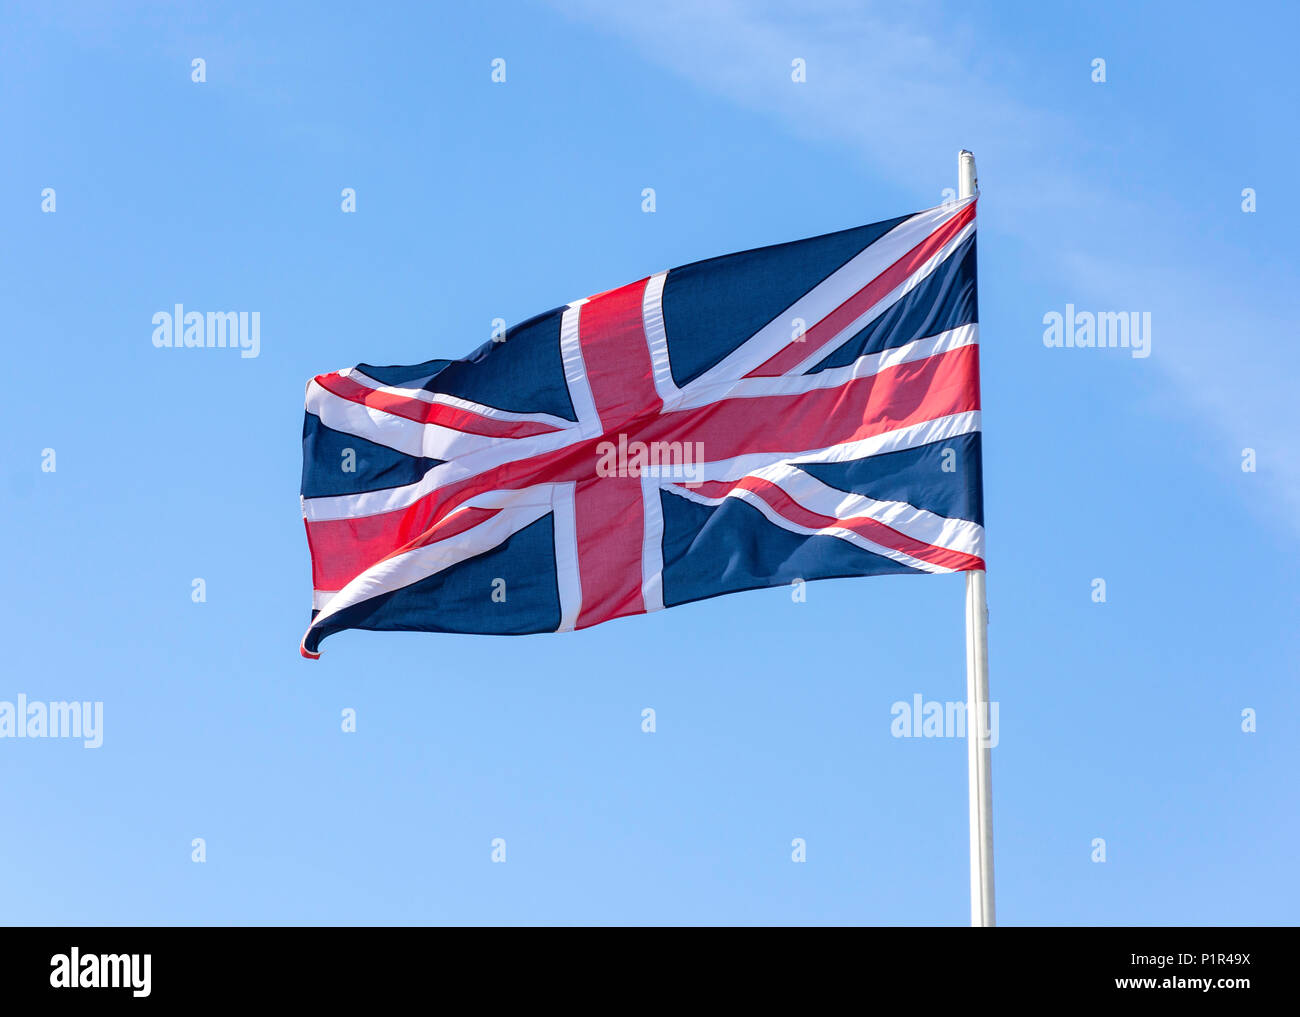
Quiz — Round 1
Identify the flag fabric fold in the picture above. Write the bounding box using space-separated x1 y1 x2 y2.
300 197 984 657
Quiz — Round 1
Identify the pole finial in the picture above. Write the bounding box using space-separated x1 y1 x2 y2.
958 150 978 200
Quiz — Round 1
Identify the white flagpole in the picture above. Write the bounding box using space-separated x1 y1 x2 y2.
960 149 995 928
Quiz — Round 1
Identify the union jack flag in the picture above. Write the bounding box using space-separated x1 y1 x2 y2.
300 198 984 657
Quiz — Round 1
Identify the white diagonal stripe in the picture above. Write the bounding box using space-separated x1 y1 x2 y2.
779 218 975 378
677 484 949 574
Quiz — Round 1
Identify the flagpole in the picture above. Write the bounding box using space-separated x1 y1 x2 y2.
959 148 995 927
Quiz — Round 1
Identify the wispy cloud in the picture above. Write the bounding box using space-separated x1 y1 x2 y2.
552 0 1103 210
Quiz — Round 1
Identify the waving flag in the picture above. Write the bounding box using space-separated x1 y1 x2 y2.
300 197 983 657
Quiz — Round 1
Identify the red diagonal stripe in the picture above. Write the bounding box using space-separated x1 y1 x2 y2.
746 201 976 378
316 373 562 438
706 475 984 572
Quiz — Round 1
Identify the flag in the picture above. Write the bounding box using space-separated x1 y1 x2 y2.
300 197 984 657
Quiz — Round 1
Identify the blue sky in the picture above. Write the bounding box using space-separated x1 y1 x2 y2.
1 0 1296 925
